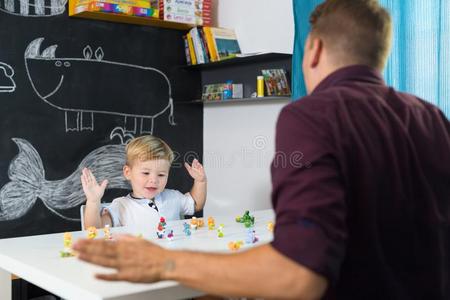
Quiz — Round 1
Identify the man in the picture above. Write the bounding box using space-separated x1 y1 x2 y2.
74 1 450 299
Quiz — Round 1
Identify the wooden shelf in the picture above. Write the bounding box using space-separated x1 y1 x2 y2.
68 1 194 30
180 53 292 70
176 96 291 105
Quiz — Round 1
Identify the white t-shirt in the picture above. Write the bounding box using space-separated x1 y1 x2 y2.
104 189 195 229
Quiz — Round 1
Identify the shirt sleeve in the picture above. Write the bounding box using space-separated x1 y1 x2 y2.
270 104 348 284
172 190 195 216
102 199 122 227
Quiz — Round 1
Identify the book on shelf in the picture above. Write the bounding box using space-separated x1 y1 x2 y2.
159 0 212 26
189 27 206 64
186 32 197 65
208 27 241 61
261 69 291 96
182 35 191 65
184 26 241 65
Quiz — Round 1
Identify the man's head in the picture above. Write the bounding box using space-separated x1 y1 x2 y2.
303 0 392 93
124 135 174 199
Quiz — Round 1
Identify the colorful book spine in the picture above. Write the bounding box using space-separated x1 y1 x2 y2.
182 35 191 65
190 27 205 64
186 32 197 65
203 26 218 62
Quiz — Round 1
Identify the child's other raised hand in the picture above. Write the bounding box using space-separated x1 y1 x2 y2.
184 159 206 182
80 167 108 203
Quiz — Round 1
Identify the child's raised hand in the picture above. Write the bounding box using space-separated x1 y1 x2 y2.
80 167 108 203
184 159 206 182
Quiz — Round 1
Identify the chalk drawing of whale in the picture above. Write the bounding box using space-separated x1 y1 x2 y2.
0 0 66 17
0 138 130 221
25 37 175 134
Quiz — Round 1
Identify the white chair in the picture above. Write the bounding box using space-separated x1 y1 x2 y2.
80 203 110 230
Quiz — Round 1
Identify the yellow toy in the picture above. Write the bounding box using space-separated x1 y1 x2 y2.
87 226 97 239
190 217 205 229
60 232 75 257
103 224 112 240
228 240 244 251
207 216 215 230
267 222 274 232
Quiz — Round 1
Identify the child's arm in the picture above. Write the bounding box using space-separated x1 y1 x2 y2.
184 159 207 212
81 168 112 228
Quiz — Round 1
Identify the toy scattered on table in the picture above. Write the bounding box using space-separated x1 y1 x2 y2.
183 222 192 236
235 210 255 228
87 226 97 239
217 224 224 238
267 221 274 232
60 232 75 257
157 217 167 239
103 224 112 240
190 217 204 230
228 240 244 251
167 229 174 241
245 228 259 244
207 216 215 230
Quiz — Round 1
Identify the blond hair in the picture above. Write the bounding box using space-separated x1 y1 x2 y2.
310 0 392 70
125 135 174 166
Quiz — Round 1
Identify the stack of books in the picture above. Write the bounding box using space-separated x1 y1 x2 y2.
159 0 212 26
183 26 241 65
74 0 158 17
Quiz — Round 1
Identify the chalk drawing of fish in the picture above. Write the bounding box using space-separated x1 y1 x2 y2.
24 37 175 134
0 138 130 221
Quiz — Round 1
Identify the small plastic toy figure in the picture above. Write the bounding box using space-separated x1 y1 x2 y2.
190 217 198 230
167 229 174 241
267 221 274 232
183 222 191 236
228 240 244 251
245 228 259 244
156 231 164 239
235 210 255 228
103 224 112 240
87 226 97 239
207 216 215 230
60 232 75 257
157 218 166 239
190 217 204 229
217 224 224 238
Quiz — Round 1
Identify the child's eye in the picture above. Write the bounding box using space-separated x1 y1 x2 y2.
142 172 150 175
158 174 167 177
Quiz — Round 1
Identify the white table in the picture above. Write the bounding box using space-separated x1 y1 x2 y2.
0 209 274 300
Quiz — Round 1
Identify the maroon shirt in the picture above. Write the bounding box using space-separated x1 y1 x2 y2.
271 65 450 300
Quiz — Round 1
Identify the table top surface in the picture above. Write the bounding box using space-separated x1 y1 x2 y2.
0 209 275 300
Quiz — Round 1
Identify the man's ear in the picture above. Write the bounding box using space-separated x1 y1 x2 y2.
123 165 130 180
310 37 323 68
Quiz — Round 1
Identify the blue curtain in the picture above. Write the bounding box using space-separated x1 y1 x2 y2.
292 0 450 118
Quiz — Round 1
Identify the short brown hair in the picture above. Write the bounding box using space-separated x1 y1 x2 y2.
310 0 392 70
125 135 174 166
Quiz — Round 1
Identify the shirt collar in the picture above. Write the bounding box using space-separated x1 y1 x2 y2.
312 65 385 94
127 193 153 204
127 193 161 204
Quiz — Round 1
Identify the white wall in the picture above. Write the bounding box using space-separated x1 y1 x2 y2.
203 99 289 216
211 0 294 54
203 1 294 216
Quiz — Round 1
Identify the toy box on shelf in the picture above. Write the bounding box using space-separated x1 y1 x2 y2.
73 0 159 17
159 0 212 26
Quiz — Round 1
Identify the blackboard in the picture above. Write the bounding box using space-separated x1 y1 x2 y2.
0 6 202 238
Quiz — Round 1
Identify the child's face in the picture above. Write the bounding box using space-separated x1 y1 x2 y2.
123 159 171 199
